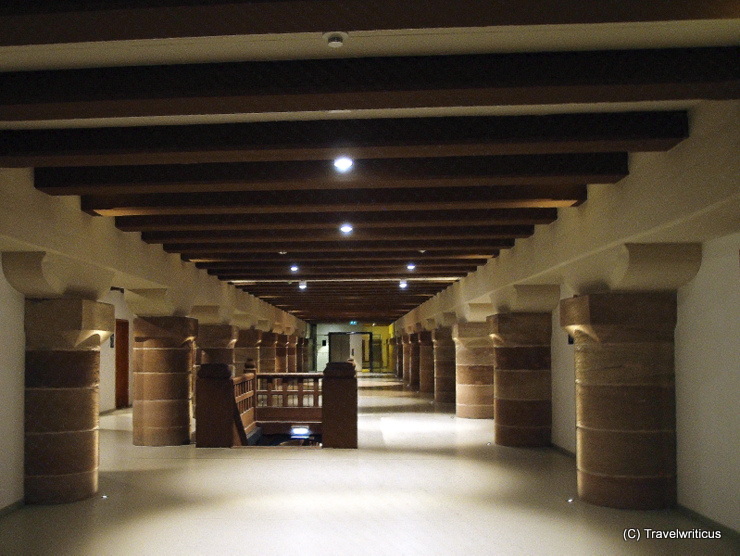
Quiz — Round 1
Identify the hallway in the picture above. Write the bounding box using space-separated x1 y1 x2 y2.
0 375 736 556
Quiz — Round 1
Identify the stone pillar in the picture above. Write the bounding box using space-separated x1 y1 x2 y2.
296 337 305 372
24 298 114 504
395 336 404 378
286 334 298 372
418 331 434 394
432 327 456 403
322 362 358 449
234 328 261 374
489 313 552 447
259 332 278 373
303 336 313 372
453 322 494 419
401 333 411 385
133 316 198 446
561 292 677 510
197 324 239 375
275 333 288 372
408 332 420 390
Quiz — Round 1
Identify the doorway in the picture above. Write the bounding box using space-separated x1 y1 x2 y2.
115 319 130 408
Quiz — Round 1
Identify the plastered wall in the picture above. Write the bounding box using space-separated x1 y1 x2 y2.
0 271 24 511
98 289 136 413
675 231 740 530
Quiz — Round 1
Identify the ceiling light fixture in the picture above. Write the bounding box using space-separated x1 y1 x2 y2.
418 249 427 254
333 156 354 173
290 265 299 272
406 263 416 271
399 280 408 289
340 223 353 234
299 281 307 290
278 251 288 255
323 32 348 49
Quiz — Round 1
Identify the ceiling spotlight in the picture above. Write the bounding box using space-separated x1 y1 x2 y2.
278 251 288 255
418 249 427 254
290 265 299 272
340 223 354 234
406 263 416 271
299 281 307 290
399 280 408 289
333 156 354 173
323 32 348 49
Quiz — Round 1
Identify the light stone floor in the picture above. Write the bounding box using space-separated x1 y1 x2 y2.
0 375 737 556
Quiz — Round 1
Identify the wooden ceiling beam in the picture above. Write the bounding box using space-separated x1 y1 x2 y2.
2 1 733 46
0 112 686 167
2 48 737 121
35 153 626 196
81 185 587 216
190 251 495 262
116 209 558 232
142 225 534 245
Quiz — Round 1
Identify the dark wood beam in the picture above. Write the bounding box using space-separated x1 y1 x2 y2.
1 1 735 46
2 49 737 121
35 154 627 196
81 185 587 216
116 209 558 232
0 112 686 167
168 239 515 255
190 251 495 262
204 263 482 273
142 225 534 245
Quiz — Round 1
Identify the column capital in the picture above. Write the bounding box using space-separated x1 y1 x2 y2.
197 323 239 348
488 312 552 346
236 328 262 348
26 297 114 350
418 331 433 345
134 316 197 348
560 291 676 342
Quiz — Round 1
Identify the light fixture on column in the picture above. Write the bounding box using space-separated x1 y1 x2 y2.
290 265 299 272
298 281 307 290
406 263 416 271
339 223 353 234
399 280 408 289
333 156 353 173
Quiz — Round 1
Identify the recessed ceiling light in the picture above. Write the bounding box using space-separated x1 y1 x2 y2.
278 251 288 255
299 281 307 290
406 263 416 271
290 265 299 272
399 280 408 289
333 156 354 173
340 223 353 234
418 249 426 254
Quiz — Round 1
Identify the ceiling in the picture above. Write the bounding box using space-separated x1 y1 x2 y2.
1 2 738 324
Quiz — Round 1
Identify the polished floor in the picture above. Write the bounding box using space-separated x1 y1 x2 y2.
0 375 737 556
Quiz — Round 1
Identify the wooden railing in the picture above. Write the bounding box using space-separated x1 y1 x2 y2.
195 364 257 447
255 373 323 434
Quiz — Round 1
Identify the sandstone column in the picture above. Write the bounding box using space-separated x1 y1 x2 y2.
453 322 494 419
408 332 420 391
197 324 239 375
25 298 114 504
489 313 552 447
418 331 434 394
259 332 278 373
401 333 411 385
561 292 677 509
286 334 298 372
322 362 358 449
432 327 456 403
303 336 313 372
275 333 288 372
133 316 198 446
235 328 261 374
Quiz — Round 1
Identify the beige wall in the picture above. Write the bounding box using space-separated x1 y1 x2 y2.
676 231 740 530
98 289 136 413
0 271 24 511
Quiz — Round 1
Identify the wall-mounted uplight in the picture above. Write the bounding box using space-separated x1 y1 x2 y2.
399 280 408 289
333 156 354 173
299 281 307 290
339 223 354 234
290 265 299 272
406 263 416 271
